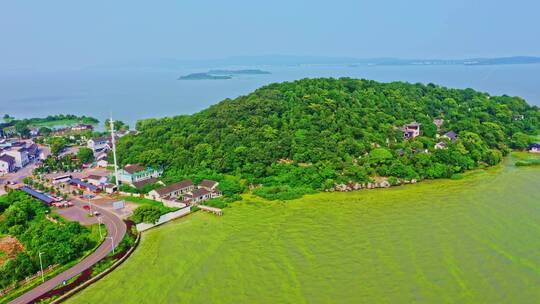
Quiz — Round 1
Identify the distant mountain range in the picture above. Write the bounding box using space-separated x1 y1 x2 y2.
94 55 540 70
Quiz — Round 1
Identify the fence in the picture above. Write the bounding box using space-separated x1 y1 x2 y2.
0 264 58 297
136 207 191 232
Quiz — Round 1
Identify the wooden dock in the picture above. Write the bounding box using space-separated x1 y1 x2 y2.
198 205 223 216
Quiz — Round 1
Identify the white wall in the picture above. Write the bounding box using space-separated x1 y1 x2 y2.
136 207 191 232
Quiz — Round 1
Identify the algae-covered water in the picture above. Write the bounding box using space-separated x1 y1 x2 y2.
70 158 540 303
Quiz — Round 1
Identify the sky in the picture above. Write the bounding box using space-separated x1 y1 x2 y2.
1 0 539 70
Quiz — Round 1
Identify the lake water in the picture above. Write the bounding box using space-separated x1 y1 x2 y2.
1 64 540 128
68 155 540 303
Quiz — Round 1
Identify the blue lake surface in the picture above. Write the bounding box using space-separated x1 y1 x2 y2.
1 64 539 127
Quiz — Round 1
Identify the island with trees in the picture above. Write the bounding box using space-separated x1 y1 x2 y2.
115 78 540 200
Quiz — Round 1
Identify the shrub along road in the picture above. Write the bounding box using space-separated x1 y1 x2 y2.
8 198 126 304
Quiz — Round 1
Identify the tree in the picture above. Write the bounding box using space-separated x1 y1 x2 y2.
105 119 129 131
39 127 52 137
510 132 530 150
131 206 161 224
77 147 94 164
49 138 66 156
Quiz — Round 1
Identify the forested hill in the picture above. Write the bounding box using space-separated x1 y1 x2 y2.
117 78 540 192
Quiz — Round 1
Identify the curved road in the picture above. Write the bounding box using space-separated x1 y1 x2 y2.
9 199 126 304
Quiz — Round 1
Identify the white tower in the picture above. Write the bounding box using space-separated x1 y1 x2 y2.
109 115 120 188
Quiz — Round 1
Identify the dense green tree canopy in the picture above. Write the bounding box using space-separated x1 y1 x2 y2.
115 78 540 193
0 192 95 288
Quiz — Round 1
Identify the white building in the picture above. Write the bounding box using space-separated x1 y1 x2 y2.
87 137 110 153
3 147 29 168
118 164 162 185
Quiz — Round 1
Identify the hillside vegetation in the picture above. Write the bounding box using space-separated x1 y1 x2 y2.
116 78 540 197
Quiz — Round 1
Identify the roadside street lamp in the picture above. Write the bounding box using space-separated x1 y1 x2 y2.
38 252 45 282
106 236 115 254
97 217 103 239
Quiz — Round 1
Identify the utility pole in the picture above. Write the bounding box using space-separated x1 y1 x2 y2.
109 114 120 189
38 252 45 282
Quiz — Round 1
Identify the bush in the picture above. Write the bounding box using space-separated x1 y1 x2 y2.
253 186 314 201
131 206 161 224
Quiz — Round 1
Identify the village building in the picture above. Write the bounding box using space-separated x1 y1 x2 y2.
2 146 29 168
87 136 110 153
105 184 118 194
132 177 159 190
443 131 458 142
0 154 16 174
402 122 421 139
198 179 223 198
95 152 108 167
19 186 58 205
71 124 94 132
199 179 219 191
513 114 525 121
184 188 213 204
435 142 447 150
70 178 100 193
85 175 108 187
433 118 444 131
148 179 194 200
529 143 540 153
29 128 40 137
118 164 162 185
26 143 40 160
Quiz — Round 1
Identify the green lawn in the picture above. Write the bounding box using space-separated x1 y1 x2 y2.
117 196 177 214
69 159 540 304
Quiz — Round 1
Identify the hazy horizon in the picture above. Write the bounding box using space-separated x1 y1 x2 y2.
1 1 539 71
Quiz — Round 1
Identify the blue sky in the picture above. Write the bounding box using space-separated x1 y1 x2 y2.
1 0 539 70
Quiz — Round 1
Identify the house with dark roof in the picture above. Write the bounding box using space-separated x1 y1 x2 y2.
198 180 222 198
199 179 219 191
118 164 162 185
2 146 29 168
0 154 15 174
70 178 100 192
184 188 213 204
85 175 108 186
87 136 111 153
529 143 540 153
20 186 58 205
443 131 458 142
148 179 194 200
26 143 39 160
132 177 159 190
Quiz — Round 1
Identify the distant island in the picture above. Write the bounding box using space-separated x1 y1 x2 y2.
178 69 271 80
178 73 232 80
208 69 271 75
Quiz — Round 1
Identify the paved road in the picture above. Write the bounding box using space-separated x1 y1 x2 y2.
9 198 127 304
